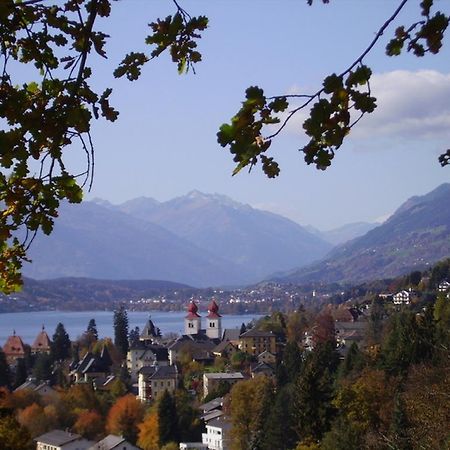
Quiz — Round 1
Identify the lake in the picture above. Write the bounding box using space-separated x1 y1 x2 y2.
0 310 261 346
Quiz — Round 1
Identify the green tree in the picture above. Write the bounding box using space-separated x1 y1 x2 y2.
281 341 303 384
0 414 34 450
13 358 27 389
86 319 98 341
113 306 129 357
292 343 339 442
230 375 274 450
51 323 71 361
32 353 53 382
338 342 365 379
158 390 179 446
0 349 11 388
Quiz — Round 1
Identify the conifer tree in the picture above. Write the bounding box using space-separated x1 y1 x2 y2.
282 341 303 383
13 358 27 389
0 349 11 388
158 390 179 446
113 306 129 357
51 323 71 362
86 319 98 341
32 353 53 382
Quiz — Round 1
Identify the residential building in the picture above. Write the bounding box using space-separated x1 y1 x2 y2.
257 350 276 365
203 372 244 398
15 378 57 400
140 316 161 343
239 328 277 356
393 290 411 305
69 346 113 383
179 444 208 450
212 340 238 359
438 280 450 292
87 435 141 450
201 416 231 450
127 342 168 382
138 364 178 402
35 430 93 450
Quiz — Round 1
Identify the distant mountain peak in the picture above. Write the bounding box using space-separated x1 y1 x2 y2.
180 190 250 210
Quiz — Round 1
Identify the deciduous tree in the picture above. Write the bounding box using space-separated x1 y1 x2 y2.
106 394 145 445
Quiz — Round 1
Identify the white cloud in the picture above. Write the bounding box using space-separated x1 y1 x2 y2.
276 70 450 142
352 70 450 139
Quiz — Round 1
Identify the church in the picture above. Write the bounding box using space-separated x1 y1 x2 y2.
168 299 225 365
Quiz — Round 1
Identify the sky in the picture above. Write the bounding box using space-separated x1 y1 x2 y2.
62 0 450 230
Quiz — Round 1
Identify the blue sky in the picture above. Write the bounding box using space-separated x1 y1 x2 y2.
72 0 449 230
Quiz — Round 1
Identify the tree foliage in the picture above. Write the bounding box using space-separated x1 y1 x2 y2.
51 322 71 361
0 0 208 292
106 393 145 445
113 305 129 357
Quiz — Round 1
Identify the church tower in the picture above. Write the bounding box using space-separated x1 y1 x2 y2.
185 301 201 335
206 299 222 339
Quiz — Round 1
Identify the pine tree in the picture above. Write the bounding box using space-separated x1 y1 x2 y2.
0 349 10 388
128 327 140 348
113 306 129 357
13 358 27 389
158 390 179 446
338 342 364 379
51 323 71 362
283 341 303 383
86 319 98 341
32 353 53 382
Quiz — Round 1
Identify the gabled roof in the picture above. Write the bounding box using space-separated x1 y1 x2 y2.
3 332 26 357
88 434 140 450
213 340 236 354
222 328 240 342
198 396 224 412
207 416 232 431
72 350 111 375
203 372 244 381
35 429 82 446
32 326 52 352
240 328 275 338
139 365 177 380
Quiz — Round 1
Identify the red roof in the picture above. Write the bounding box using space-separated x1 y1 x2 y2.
207 299 221 319
3 333 26 357
32 326 52 352
185 301 201 319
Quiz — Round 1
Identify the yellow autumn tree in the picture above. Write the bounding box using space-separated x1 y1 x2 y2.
138 411 160 450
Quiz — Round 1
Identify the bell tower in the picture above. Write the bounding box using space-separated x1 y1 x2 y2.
185 301 201 335
206 299 222 339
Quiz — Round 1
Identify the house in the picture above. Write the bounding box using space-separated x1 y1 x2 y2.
180 444 208 450
239 328 277 356
138 364 178 402
203 372 244 398
212 340 238 359
35 429 93 450
201 416 231 450
250 362 275 378
87 435 141 450
257 350 276 365
127 342 169 382
393 290 411 305
438 281 450 292
15 378 57 400
31 325 52 354
198 397 224 423
221 329 240 347
3 330 26 365
70 346 113 383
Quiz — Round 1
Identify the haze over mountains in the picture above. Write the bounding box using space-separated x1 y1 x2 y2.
24 191 332 287
276 183 450 284
23 184 450 287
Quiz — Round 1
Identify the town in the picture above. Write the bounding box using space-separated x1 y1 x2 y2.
0 259 448 450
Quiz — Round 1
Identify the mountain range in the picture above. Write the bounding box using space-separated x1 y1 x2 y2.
24 191 332 287
275 183 450 284
22 184 450 287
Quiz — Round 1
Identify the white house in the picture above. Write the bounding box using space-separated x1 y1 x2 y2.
393 290 411 305
438 281 450 292
201 417 231 450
